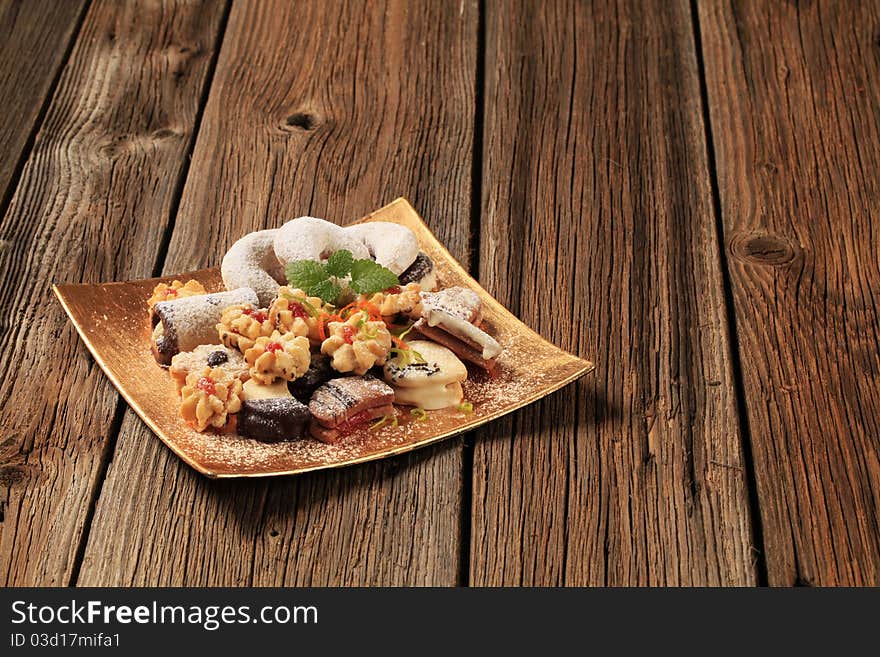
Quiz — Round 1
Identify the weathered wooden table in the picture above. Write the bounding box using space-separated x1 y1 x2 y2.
1 0 877 587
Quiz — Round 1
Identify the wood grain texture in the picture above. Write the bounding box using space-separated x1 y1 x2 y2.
0 0 86 208
0 0 226 585
698 0 880 585
469 0 756 585
78 0 477 586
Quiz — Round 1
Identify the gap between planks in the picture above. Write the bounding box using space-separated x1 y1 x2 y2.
688 0 768 586
458 0 487 587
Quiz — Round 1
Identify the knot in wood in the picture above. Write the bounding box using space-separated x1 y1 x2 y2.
282 112 319 131
151 127 182 140
729 232 799 267
94 129 180 162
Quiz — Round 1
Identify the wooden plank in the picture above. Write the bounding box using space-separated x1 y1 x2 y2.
77 0 477 586
0 0 227 586
469 0 756 585
0 0 86 209
697 0 880 585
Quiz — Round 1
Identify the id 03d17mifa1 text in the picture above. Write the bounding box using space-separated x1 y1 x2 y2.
11 632 119 648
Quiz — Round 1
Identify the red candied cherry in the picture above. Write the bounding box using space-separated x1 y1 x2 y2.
196 376 216 396
243 308 268 323
291 303 307 320
384 285 402 294
265 341 283 354
342 326 355 344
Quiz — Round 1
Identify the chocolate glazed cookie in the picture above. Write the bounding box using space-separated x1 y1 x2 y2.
238 397 311 442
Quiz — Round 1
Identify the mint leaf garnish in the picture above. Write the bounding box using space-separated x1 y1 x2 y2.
285 260 328 291
307 279 342 304
284 250 399 304
325 249 354 278
349 259 399 294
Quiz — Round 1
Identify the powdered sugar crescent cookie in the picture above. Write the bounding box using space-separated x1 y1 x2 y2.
345 222 419 275
221 229 286 307
273 216 369 265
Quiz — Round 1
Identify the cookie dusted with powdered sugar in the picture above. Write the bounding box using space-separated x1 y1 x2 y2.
418 286 482 323
221 229 286 307
152 287 259 366
414 286 501 372
273 216 369 265
169 344 249 392
237 378 310 442
345 222 419 275
308 376 395 444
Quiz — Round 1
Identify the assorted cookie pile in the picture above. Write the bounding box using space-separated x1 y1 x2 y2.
147 216 503 444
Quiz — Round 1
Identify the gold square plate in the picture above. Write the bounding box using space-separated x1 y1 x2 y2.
54 198 593 478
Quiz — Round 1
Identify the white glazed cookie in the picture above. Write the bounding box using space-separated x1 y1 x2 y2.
392 381 464 410
419 286 482 323
383 340 467 410
383 340 467 387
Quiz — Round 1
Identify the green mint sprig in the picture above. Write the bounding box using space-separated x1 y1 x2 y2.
348 258 399 294
284 249 399 304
